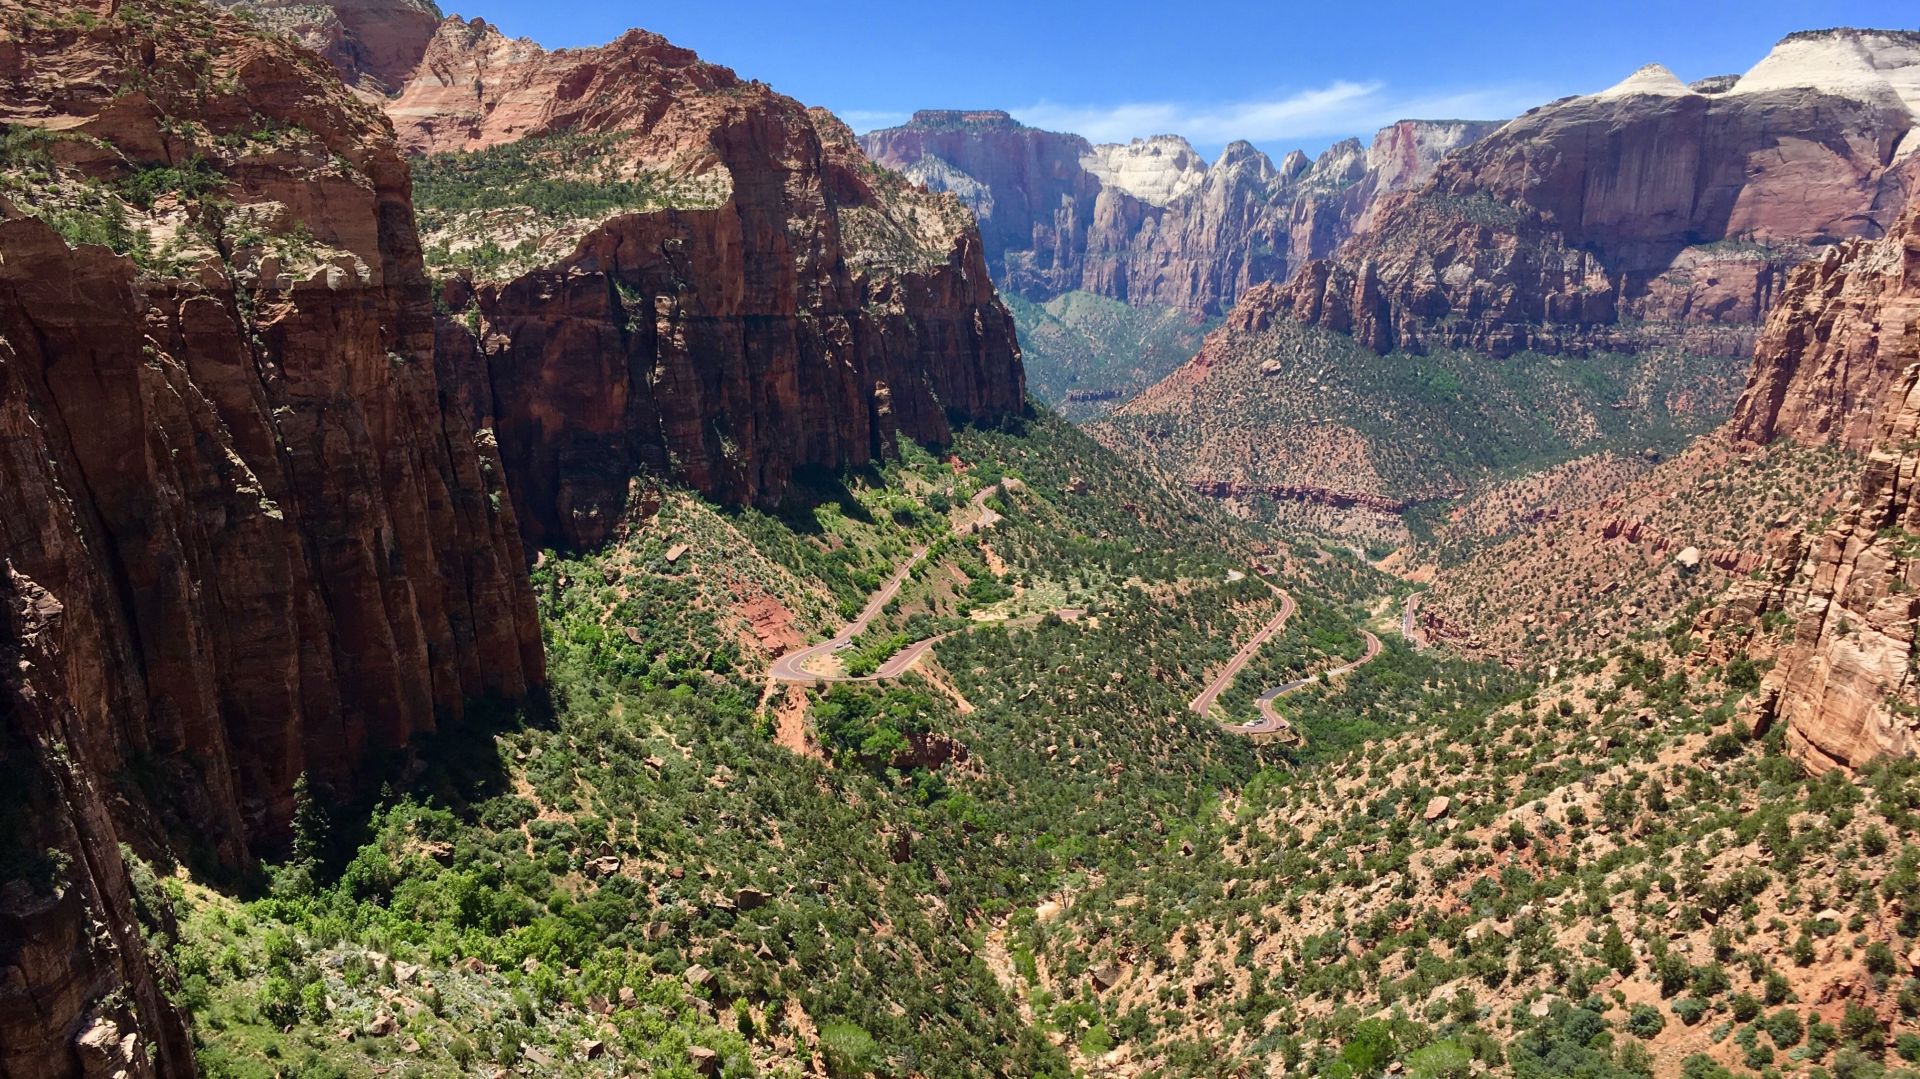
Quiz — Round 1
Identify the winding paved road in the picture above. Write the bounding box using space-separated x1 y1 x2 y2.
1231 630 1381 737
1191 569 1394 738
1187 578 1296 717
770 483 1010 686
1401 591 1427 651
771 485 1407 731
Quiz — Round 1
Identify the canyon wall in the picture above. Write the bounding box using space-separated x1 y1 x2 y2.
861 110 1496 315
2 3 1029 1067
0 1 542 1072
1275 32 1920 356
214 0 441 93
391 20 1026 549
1710 197 1920 774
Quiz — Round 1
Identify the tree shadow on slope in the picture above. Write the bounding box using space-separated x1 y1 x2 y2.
297 691 555 893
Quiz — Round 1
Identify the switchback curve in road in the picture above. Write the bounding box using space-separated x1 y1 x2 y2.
770 482 1012 686
1191 569 1389 738
1187 577 1296 718
1230 630 1381 737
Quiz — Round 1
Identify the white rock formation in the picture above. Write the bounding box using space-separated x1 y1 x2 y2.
1593 63 1696 100
1081 135 1209 206
1728 29 1920 117
899 155 995 220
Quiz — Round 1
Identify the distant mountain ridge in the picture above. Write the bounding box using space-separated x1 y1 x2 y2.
1271 27 1920 356
861 109 1499 316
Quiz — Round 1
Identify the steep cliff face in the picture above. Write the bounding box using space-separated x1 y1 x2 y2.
212 0 440 94
861 110 1495 315
0 1 542 1070
1707 198 1920 774
393 21 1026 548
1277 31 1920 355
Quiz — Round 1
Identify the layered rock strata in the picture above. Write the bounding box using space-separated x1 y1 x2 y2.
861 110 1496 314
0 1 542 1070
393 20 1026 548
1710 197 1920 773
1275 32 1920 355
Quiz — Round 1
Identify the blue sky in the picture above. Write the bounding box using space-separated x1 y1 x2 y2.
442 1 1919 158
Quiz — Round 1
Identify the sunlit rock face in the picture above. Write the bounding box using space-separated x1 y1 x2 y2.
863 111 1496 314
1274 29 1920 356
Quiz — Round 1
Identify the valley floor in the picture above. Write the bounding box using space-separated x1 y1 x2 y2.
145 415 1920 1079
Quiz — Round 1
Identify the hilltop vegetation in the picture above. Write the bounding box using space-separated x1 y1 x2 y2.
155 413 1514 1077
411 131 726 277
1008 291 1218 421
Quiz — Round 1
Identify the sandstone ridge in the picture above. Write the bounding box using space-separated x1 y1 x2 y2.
1271 28 1920 356
862 109 1498 314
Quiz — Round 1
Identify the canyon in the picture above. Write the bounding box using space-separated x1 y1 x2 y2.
8 0 1920 1075
1068 30 1920 549
0 0 1022 1072
862 110 1497 316
1272 31 1920 357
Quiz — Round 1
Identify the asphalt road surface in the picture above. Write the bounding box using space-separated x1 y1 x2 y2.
770 483 1009 686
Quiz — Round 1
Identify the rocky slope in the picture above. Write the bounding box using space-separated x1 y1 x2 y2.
1704 197 1920 775
1090 296 1748 541
861 110 1496 315
214 0 441 94
1414 193 1920 780
391 20 1026 548
2 1 1034 1066
1275 30 1920 356
1002 290 1216 420
0 0 546 1072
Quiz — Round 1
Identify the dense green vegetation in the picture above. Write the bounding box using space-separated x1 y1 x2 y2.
133 389 1912 1079
151 410 1534 1077
411 130 721 275
1007 290 1216 421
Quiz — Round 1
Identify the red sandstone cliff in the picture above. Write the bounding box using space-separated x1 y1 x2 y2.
214 0 441 94
861 110 1495 315
1707 197 1920 774
0 1 541 1071
1275 34 1920 356
390 20 1026 548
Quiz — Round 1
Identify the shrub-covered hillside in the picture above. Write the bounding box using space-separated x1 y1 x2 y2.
152 413 1502 1077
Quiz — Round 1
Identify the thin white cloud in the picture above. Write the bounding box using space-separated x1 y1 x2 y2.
839 109 911 129
1009 80 1548 149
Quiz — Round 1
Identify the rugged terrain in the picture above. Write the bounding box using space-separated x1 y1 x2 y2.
1705 196 1920 776
9 1 1920 1077
1274 31 1920 358
0 0 544 1070
1090 297 1745 542
1095 30 1920 541
1415 195 1920 744
393 18 1025 546
862 111 1493 319
0 0 1024 1072
862 111 1494 411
